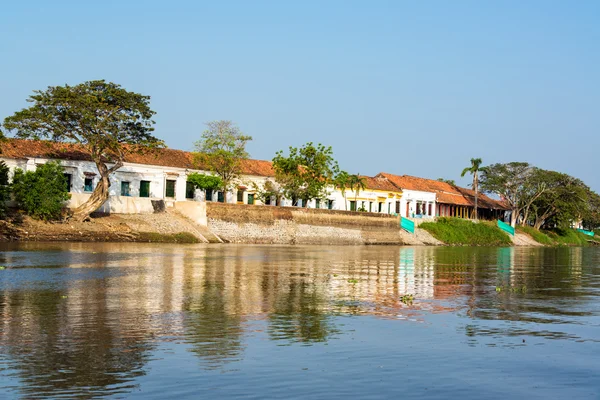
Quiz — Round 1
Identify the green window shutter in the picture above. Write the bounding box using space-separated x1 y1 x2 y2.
84 178 94 192
185 181 195 199
247 193 254 204
165 180 176 198
121 181 130 196
140 180 150 198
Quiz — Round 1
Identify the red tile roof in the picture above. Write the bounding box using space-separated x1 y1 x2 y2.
361 175 402 192
377 172 508 210
0 139 276 177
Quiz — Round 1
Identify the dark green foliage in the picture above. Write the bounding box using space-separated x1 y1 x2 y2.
12 162 70 221
0 161 10 218
420 217 512 246
2 80 164 219
187 173 223 191
545 229 591 247
272 142 339 206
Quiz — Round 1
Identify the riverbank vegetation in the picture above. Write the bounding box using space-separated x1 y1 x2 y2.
517 225 594 246
420 217 512 246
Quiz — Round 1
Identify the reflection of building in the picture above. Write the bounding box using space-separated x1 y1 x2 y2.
9 244 588 398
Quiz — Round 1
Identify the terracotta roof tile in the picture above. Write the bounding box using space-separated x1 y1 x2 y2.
360 175 402 192
377 172 508 210
1 139 275 177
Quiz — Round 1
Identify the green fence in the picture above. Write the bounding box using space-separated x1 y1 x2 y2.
497 220 515 236
577 228 595 237
400 217 415 234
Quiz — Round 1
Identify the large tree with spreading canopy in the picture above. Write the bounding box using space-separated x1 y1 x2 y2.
3 80 164 221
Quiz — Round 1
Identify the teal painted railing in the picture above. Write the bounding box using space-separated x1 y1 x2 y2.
577 229 595 237
400 217 415 234
497 220 515 236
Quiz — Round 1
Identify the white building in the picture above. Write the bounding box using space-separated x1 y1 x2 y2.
376 173 436 219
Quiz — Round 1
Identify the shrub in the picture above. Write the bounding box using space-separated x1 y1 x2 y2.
12 161 70 221
0 161 10 218
545 228 590 246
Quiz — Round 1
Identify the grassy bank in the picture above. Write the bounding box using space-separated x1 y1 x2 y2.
420 217 512 246
137 232 200 243
517 226 593 246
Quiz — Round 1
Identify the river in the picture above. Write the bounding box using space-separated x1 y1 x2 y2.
0 243 599 399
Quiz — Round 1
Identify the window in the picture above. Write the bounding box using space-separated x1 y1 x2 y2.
63 173 72 192
217 191 224 203
185 181 195 199
350 201 356 211
206 189 213 201
378 202 383 213
315 199 320 209
369 202 373 212
84 177 94 192
395 201 401 214
328 200 333 210
247 193 255 205
237 190 244 203
265 196 271 205
140 180 150 198
121 181 131 196
165 179 176 198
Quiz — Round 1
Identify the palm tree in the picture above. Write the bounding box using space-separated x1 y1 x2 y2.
334 171 350 210
348 174 366 211
461 158 483 220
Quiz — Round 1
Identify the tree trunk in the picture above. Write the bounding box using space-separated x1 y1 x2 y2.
510 208 519 228
533 218 544 230
473 174 478 220
71 159 122 222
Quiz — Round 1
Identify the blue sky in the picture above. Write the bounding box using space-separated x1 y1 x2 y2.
1 1 599 190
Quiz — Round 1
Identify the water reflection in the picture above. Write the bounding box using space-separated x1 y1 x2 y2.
0 243 599 397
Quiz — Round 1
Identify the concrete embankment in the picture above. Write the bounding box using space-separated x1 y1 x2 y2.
0 202 440 245
206 203 441 245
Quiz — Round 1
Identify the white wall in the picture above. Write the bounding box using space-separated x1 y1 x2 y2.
399 189 436 218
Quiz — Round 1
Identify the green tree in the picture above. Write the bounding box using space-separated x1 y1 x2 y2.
2 80 164 221
582 190 600 231
348 174 366 208
0 161 10 218
193 120 252 195
187 173 223 192
438 178 456 185
461 158 484 220
529 171 589 230
480 162 548 227
333 171 350 210
272 142 339 207
12 161 70 221
251 179 283 205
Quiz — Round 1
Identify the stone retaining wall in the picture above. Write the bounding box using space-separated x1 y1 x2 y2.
206 202 405 245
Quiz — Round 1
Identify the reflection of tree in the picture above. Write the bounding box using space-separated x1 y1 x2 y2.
182 255 244 369
430 247 596 341
0 283 153 398
268 280 339 344
183 286 244 368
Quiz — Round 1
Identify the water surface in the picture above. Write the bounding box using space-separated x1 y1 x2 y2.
0 243 599 399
